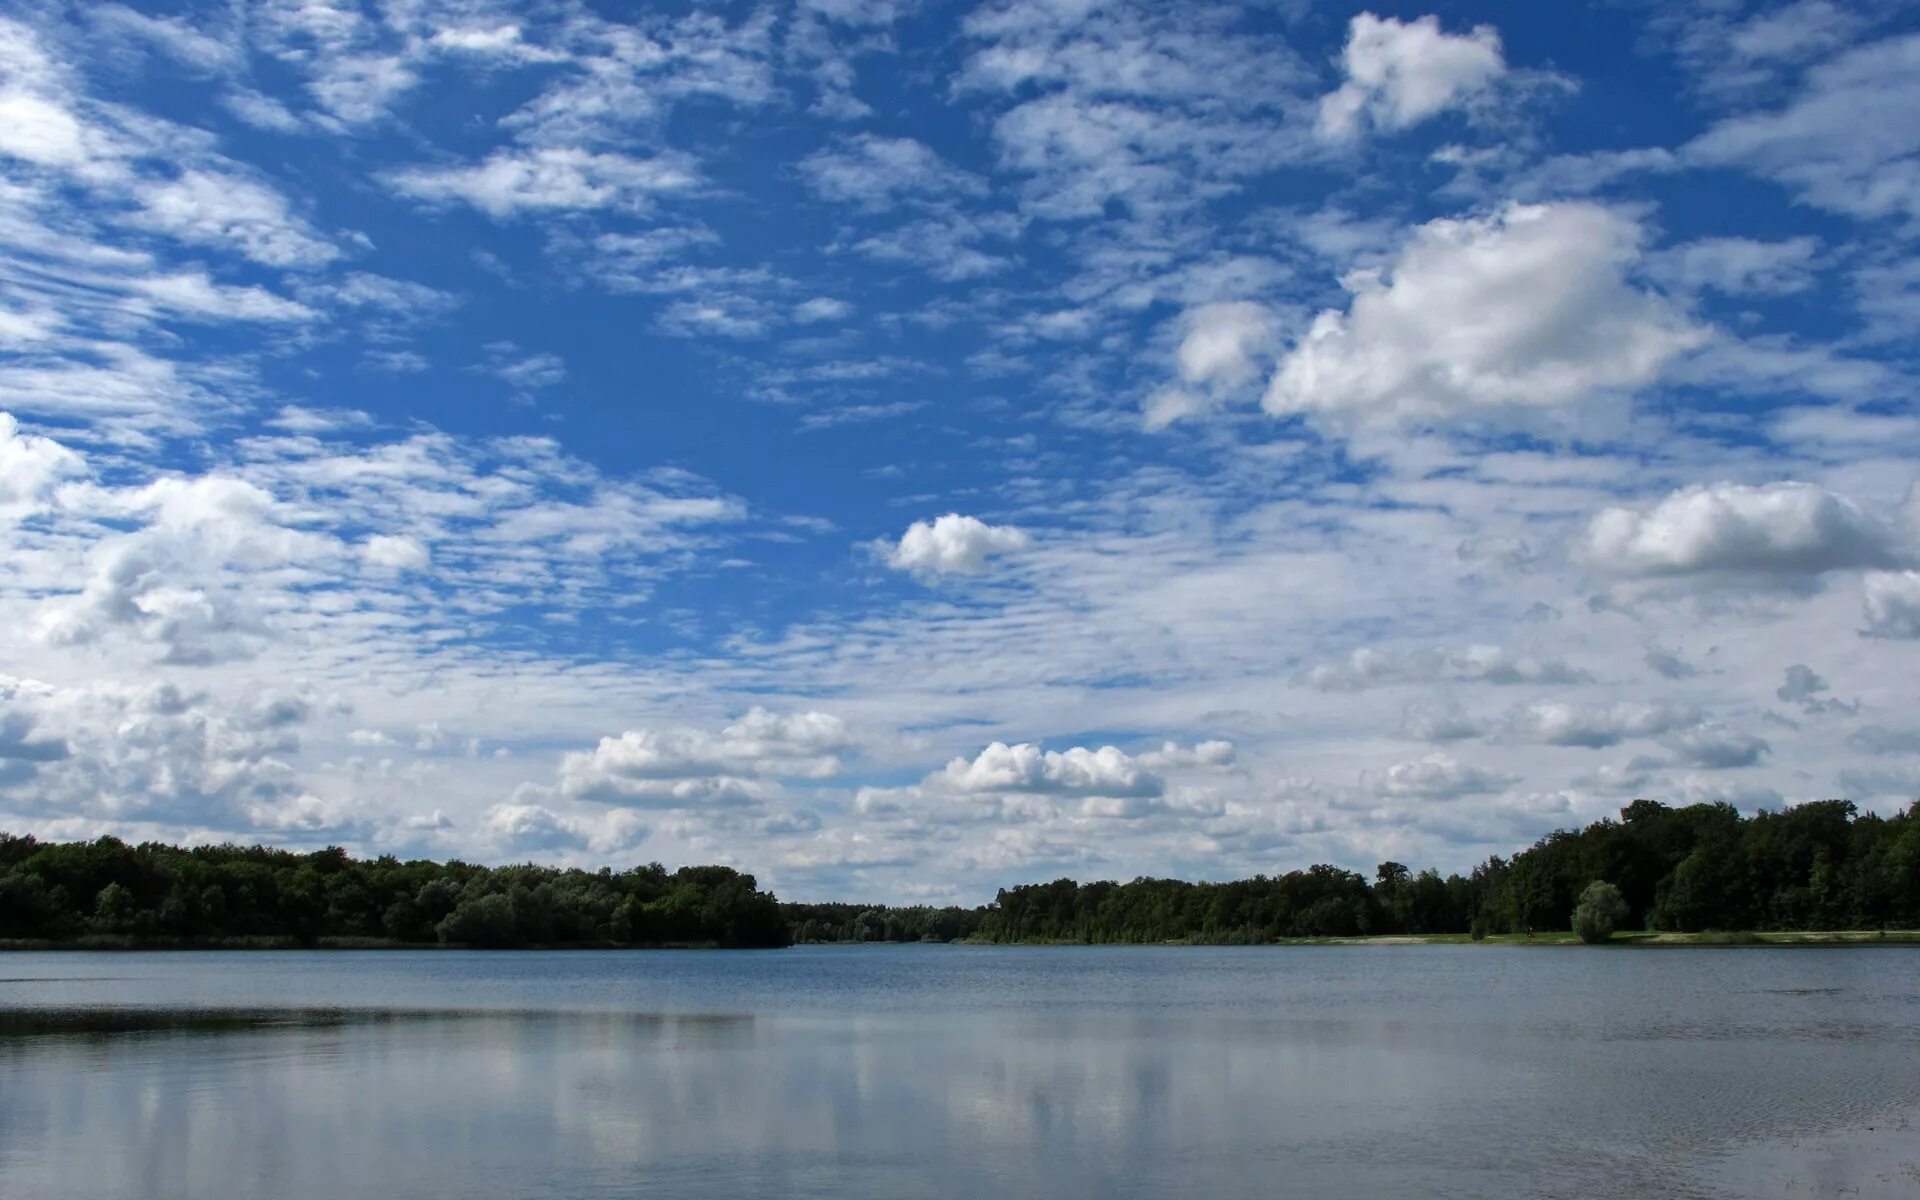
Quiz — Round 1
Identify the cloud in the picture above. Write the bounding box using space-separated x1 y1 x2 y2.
1317 13 1507 140
1846 724 1920 755
362 535 429 572
1398 701 1489 743
1686 34 1920 222
1298 644 1589 691
800 135 986 211
555 708 852 808
885 514 1031 576
857 738 1232 825
126 169 340 269
1862 570 1920 638
1503 701 1699 748
1578 482 1902 586
38 475 337 666
384 148 697 218
1265 203 1702 431
0 412 84 520
0 673 352 834
939 741 1163 797
483 803 648 858
1380 752 1516 800
1650 236 1820 298
484 349 567 392
793 297 853 323
1776 664 1854 715
1662 724 1770 770
1144 301 1275 428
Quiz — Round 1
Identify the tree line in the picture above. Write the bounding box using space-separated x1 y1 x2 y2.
4 797 1917 949
785 798 1920 944
0 835 790 948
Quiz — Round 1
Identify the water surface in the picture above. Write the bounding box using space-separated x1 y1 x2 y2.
3 945 1917 1198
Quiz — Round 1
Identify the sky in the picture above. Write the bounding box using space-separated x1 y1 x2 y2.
1 0 1918 903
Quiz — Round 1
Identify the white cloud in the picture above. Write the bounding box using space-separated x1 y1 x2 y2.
1298 644 1589 691
384 148 697 218
38 475 337 666
857 738 1232 826
886 514 1031 576
362 535 429 572
0 412 83 520
1317 13 1507 140
555 708 852 808
1503 701 1699 748
793 297 853 323
1380 752 1515 800
1862 570 1920 638
128 271 314 323
1265 203 1701 431
1686 34 1920 222
1145 301 1276 429
1651 236 1820 298
1398 700 1488 743
0 673 353 834
939 741 1162 797
800 135 985 211
127 169 339 269
1578 482 1902 585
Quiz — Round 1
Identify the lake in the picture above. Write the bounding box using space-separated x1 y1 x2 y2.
2 945 1917 1198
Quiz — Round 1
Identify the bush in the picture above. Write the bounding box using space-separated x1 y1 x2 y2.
1572 880 1628 944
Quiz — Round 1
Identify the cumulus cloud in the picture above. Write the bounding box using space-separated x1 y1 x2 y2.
1578 482 1902 586
1298 644 1589 691
1862 571 1920 638
858 738 1232 825
1318 13 1507 140
1265 203 1701 430
1380 752 1516 800
38 476 339 665
0 412 83 520
1662 724 1770 770
939 741 1163 797
0 673 351 834
886 514 1031 576
483 803 649 858
1144 301 1275 429
1503 701 1699 748
555 708 852 808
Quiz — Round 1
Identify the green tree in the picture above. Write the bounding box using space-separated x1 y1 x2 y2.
1572 880 1628 944
437 893 519 947
93 881 136 930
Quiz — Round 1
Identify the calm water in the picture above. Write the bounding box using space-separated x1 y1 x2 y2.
3 945 1918 1199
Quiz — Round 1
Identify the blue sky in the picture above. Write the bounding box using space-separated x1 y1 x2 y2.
2 0 1919 902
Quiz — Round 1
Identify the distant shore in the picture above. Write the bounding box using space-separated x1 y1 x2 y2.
10 929 1920 952
949 929 1920 947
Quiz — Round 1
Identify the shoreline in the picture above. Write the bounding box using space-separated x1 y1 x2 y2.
9 930 1920 951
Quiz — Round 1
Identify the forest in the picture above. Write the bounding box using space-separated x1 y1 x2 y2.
3 798 1917 948
797 798 1920 944
0 836 790 948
